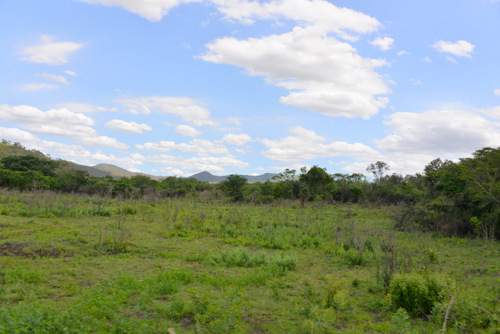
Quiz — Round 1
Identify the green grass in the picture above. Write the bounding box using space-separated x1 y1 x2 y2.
0 191 498 333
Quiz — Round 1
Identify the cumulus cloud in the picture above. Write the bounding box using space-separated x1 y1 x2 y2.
136 139 228 155
144 153 248 174
58 102 117 113
202 26 389 119
36 73 69 85
76 0 198 22
222 133 252 145
375 109 500 156
494 89 500 96
397 50 410 56
479 106 500 120
369 37 394 51
0 104 128 149
431 40 475 58
65 70 77 76
259 126 379 163
0 127 92 162
119 96 218 126
212 0 380 38
78 0 380 38
176 124 201 137
105 119 153 134
20 35 83 65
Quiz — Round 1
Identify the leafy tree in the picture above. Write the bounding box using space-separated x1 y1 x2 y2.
366 161 390 184
1 155 58 177
299 166 333 200
273 168 298 200
55 169 89 193
129 175 158 198
221 174 247 202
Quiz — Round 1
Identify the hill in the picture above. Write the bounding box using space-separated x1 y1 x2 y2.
188 171 278 183
0 140 276 182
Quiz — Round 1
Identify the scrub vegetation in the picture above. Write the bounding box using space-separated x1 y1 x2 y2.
0 141 498 333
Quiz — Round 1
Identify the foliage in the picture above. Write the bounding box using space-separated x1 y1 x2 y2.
0 155 58 177
0 192 498 333
389 273 456 317
220 174 248 202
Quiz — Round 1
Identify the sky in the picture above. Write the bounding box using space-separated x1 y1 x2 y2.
0 0 499 177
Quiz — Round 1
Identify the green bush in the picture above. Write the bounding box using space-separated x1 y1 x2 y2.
389 273 455 317
431 296 498 331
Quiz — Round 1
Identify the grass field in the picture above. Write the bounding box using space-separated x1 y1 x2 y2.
0 191 498 333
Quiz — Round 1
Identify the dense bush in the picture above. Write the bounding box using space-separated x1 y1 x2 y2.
389 273 456 317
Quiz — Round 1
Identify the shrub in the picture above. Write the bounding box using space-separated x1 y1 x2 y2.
389 273 455 317
431 296 498 331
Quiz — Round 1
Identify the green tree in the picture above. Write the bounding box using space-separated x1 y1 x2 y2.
366 161 390 184
221 174 248 202
299 166 333 200
1 155 58 177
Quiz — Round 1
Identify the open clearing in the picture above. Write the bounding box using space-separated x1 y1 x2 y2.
0 192 498 333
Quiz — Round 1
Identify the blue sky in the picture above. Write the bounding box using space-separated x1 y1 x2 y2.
1 0 499 177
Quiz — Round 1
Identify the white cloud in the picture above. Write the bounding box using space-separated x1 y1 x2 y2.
58 102 117 113
369 37 394 51
20 35 83 65
136 138 228 155
431 40 475 58
119 96 219 126
0 127 92 162
135 141 176 152
76 0 198 22
422 56 432 63
212 0 380 38
144 153 248 174
21 83 59 90
479 106 500 120
202 26 389 119
105 119 153 134
65 70 77 76
259 126 379 163
375 109 500 156
0 104 94 127
36 73 69 85
0 104 128 149
494 89 500 96
78 0 380 37
80 136 130 150
176 124 201 137
397 50 410 56
222 133 252 145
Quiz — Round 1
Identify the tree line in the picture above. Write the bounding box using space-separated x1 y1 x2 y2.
0 144 498 239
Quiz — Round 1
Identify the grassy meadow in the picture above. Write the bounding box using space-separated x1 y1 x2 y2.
0 190 498 333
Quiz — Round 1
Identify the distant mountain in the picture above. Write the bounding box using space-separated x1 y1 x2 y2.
0 140 276 183
92 163 137 178
188 171 278 183
74 164 114 178
92 164 164 180
188 171 225 183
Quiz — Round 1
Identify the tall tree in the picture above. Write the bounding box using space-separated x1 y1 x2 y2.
366 161 390 184
221 174 248 202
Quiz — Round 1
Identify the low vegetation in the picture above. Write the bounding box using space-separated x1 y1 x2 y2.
0 140 498 332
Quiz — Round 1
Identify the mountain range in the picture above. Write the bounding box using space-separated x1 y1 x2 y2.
0 140 278 183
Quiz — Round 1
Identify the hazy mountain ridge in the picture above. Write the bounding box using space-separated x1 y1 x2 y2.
188 171 278 183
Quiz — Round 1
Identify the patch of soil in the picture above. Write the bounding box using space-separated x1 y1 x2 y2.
0 242 71 258
0 242 30 257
